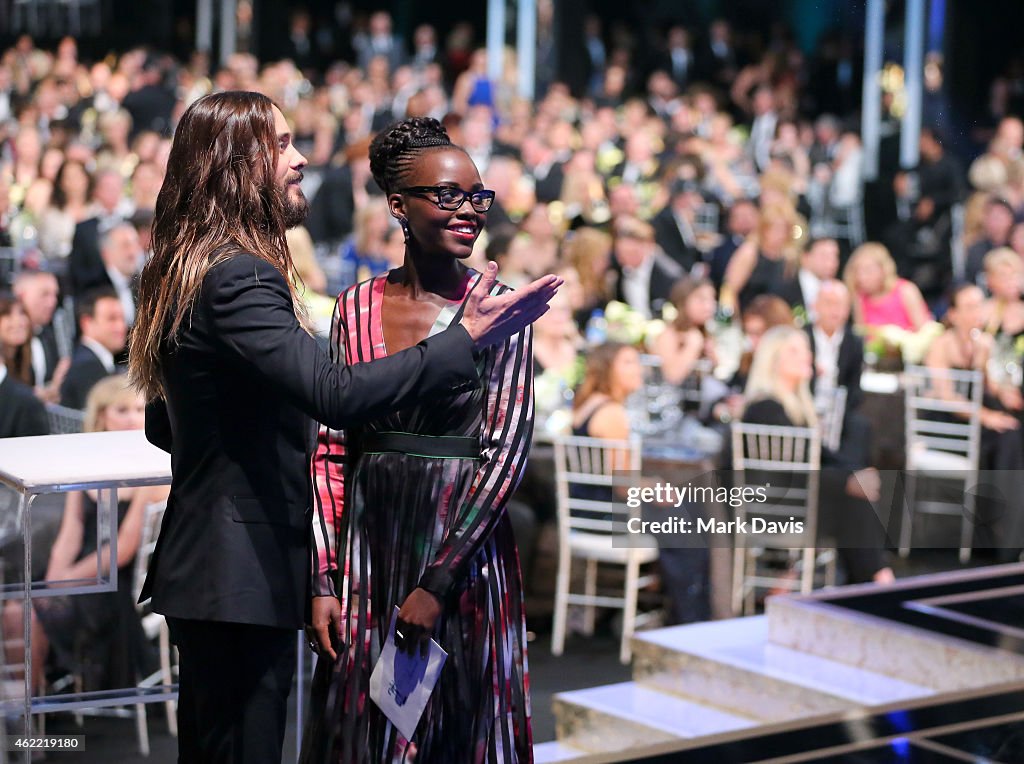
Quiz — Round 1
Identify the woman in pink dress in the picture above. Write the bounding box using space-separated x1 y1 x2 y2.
844 242 932 333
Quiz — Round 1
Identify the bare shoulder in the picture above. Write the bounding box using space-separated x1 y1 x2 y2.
589 401 631 440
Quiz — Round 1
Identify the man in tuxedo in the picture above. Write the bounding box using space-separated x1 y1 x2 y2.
129 92 559 764
610 215 684 319
354 11 406 73
96 223 142 327
12 270 62 387
748 86 779 172
411 24 440 71
653 180 704 273
0 357 48 438
60 289 126 410
69 169 127 298
697 19 738 88
120 54 176 138
777 237 840 323
521 133 565 204
965 196 1015 285
709 198 759 288
660 26 694 92
807 280 872 464
808 280 863 408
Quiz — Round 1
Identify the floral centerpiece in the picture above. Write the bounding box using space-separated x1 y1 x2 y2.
534 355 586 436
861 321 944 371
603 300 668 350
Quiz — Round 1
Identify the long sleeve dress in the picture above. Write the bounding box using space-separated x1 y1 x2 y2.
303 270 535 764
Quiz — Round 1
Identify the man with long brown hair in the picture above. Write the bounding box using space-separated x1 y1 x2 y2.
128 91 559 764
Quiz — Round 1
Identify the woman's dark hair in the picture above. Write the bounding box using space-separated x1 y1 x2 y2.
368 117 455 195
943 281 983 327
670 277 714 333
51 159 92 211
948 281 980 309
0 295 33 385
130 91 305 400
574 341 632 410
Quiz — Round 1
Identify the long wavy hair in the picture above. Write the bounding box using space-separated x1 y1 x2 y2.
744 325 817 426
129 91 304 400
0 296 33 385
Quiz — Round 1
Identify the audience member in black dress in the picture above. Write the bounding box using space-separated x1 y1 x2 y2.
924 283 1024 555
722 201 800 313
573 342 712 624
742 325 895 584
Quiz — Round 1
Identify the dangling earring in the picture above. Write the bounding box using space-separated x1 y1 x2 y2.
400 218 410 243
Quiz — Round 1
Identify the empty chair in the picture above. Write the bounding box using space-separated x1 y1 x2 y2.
551 434 660 663
901 365 983 562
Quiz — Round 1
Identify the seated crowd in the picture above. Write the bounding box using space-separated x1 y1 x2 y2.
2 12 1024 688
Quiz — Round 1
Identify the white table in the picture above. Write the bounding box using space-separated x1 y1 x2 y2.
0 431 173 758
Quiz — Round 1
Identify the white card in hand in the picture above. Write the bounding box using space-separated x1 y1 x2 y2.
368 607 447 741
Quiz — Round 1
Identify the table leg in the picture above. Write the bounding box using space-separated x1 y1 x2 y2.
96 488 118 593
20 492 32 761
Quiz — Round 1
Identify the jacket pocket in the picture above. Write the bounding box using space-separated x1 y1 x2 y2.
231 496 304 528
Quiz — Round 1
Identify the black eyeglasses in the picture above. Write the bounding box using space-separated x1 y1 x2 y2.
399 186 496 212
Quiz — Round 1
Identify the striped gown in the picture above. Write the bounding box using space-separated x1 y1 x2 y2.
303 270 534 763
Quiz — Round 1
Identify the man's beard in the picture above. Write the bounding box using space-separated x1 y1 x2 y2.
282 183 310 229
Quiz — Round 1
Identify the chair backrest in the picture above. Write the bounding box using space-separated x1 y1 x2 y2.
731 422 822 540
132 500 167 607
553 434 642 537
45 403 85 434
814 385 847 452
903 365 983 462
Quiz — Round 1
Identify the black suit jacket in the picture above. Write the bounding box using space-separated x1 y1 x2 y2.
0 374 49 438
141 254 481 629
776 275 809 313
806 324 864 413
532 162 565 204
610 252 684 318
305 163 355 245
69 217 105 297
652 206 700 272
60 344 118 410
33 323 61 385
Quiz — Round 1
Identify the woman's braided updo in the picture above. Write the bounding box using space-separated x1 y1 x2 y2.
369 117 454 195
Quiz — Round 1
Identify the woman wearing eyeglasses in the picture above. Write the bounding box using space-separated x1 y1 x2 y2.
304 117 534 763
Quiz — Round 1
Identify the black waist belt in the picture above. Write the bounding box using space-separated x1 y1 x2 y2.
362 431 480 459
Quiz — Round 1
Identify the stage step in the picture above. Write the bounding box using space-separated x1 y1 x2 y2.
533 740 589 763
631 616 934 721
553 681 755 754
766 583 1024 691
